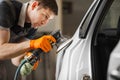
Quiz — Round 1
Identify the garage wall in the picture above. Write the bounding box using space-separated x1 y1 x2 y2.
62 0 93 37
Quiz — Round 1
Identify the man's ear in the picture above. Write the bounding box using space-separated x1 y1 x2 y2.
31 1 39 10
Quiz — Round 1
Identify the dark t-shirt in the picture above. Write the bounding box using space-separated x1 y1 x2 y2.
0 0 15 28
0 0 37 42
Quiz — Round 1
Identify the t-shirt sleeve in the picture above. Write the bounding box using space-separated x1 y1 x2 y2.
0 1 15 29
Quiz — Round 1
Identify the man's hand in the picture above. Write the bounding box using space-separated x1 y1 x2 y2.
30 35 56 53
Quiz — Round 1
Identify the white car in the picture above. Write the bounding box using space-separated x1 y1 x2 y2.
56 0 120 80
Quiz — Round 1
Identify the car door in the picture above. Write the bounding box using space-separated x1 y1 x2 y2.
56 0 111 80
56 0 120 80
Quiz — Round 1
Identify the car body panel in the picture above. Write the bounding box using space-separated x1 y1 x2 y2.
56 0 120 80
56 0 102 80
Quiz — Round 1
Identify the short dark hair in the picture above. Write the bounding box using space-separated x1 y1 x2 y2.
30 0 58 15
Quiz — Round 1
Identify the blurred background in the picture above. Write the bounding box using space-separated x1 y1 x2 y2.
1 0 93 80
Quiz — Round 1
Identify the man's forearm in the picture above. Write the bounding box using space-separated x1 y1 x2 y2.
0 40 30 60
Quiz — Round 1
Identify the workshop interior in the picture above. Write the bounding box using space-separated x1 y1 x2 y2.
0 0 93 80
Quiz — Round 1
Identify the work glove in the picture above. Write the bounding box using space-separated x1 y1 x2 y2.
20 52 40 76
30 35 56 53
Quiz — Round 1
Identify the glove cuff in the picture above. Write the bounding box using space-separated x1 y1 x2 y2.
30 40 35 49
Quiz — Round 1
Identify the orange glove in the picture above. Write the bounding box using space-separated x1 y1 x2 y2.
30 35 56 53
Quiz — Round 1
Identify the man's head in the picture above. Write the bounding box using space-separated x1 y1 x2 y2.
26 0 58 28
30 0 58 15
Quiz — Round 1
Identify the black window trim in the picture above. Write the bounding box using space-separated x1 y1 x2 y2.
79 0 101 38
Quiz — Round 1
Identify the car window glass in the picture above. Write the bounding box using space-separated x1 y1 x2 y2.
97 0 120 55
100 0 120 32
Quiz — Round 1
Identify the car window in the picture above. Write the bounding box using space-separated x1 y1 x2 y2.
97 0 120 50
92 0 120 80
100 0 120 32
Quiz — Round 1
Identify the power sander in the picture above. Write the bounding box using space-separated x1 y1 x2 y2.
14 30 63 80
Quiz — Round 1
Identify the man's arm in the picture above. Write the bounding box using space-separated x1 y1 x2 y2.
11 37 30 66
0 28 30 60
0 27 56 66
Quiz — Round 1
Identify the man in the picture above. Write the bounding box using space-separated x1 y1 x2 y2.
0 0 58 69
0 0 58 60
